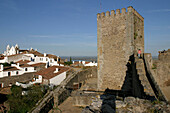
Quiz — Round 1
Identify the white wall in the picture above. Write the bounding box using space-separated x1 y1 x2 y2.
34 57 49 63
49 72 66 86
0 70 23 78
0 57 8 63
84 62 97 66
0 72 3 78
24 67 35 73
32 75 42 84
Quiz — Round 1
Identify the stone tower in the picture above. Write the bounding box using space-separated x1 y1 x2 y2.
97 6 144 91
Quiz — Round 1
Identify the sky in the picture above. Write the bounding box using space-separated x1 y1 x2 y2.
0 0 170 56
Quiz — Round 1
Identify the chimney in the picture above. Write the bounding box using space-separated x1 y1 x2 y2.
0 65 4 71
54 68 59 73
44 53 47 57
55 68 58 72
17 63 19 67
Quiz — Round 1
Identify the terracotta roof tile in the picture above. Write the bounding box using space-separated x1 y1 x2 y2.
19 64 33 67
85 62 90 64
30 63 46 67
28 50 44 57
47 54 58 59
0 57 4 60
35 66 70 79
3 66 20 71
16 60 31 64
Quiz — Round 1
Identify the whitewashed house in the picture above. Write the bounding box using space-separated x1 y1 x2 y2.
0 60 37 78
0 64 22 78
33 66 70 85
72 60 97 67
84 61 97 66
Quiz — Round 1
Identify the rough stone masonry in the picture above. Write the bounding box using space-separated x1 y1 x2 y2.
97 6 144 90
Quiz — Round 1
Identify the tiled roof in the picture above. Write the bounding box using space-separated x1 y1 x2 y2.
28 50 44 57
0 57 4 60
2 66 20 71
85 62 90 64
16 60 31 64
19 50 29 53
30 63 46 67
15 60 33 67
47 54 58 59
19 64 33 67
35 66 70 79
0 54 4 60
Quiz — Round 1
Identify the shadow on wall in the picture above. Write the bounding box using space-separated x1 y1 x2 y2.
100 94 116 113
105 54 156 100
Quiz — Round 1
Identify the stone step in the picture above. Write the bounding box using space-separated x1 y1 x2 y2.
136 63 143 69
137 69 144 75
136 58 143 63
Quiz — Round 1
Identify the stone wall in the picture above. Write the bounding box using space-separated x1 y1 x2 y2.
143 53 166 101
97 6 144 90
157 49 170 86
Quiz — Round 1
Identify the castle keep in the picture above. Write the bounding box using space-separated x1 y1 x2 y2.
97 6 144 90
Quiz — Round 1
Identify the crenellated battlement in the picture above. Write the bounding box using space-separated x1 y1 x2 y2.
97 6 144 21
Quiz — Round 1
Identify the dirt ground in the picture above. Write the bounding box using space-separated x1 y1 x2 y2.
161 86 170 102
49 77 98 113
49 97 83 113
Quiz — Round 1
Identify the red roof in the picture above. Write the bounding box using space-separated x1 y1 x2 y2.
16 60 31 64
30 63 46 67
35 66 70 79
2 66 20 71
0 57 4 60
85 62 90 64
15 60 33 67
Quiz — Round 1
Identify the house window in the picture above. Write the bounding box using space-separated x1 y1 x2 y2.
25 68 28 71
7 72 11 76
16 71 19 75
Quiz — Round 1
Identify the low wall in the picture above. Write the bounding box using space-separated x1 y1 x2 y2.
72 91 99 107
143 53 167 101
30 91 54 113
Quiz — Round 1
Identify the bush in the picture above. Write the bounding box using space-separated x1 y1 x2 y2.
7 85 46 113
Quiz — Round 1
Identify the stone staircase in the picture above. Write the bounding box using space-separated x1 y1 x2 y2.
135 57 155 97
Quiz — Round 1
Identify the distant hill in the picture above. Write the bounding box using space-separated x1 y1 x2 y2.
60 56 97 62
152 56 158 60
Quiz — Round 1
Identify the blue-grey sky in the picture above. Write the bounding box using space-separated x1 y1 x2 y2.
0 0 170 56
